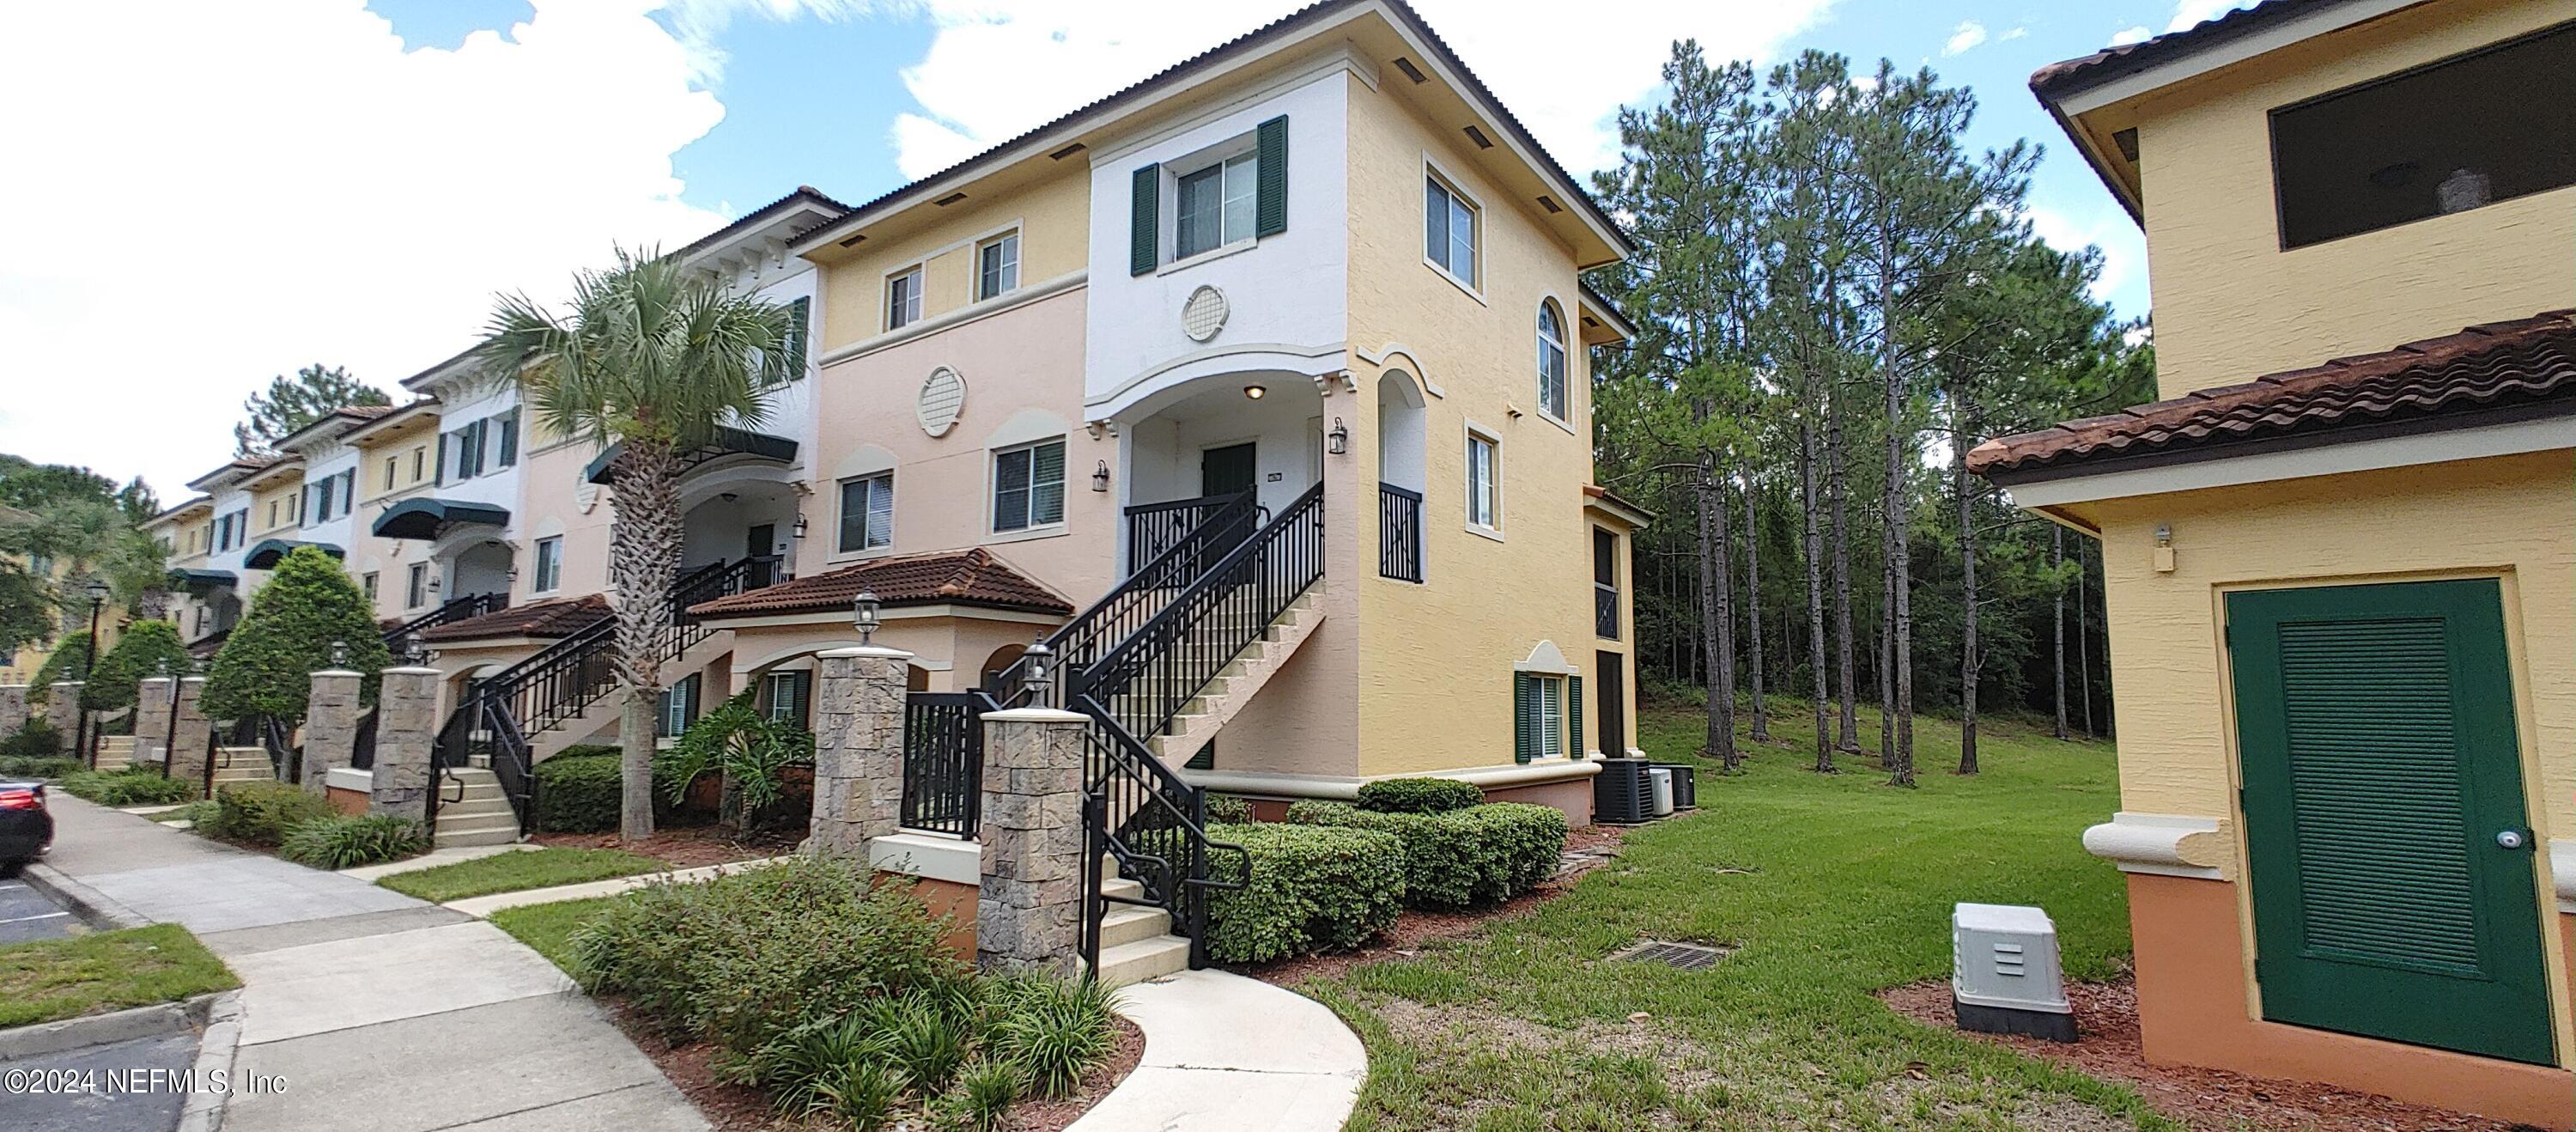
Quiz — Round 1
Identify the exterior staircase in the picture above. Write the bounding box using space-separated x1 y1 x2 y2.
1143 590 1326 765
521 627 738 764
431 767 518 848
93 736 134 771
211 748 273 788
1096 868 1191 989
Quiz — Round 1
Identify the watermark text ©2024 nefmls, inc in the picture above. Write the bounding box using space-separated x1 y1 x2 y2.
3 1067 288 1097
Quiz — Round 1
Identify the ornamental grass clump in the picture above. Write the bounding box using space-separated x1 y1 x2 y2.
277 813 428 869
58 765 197 807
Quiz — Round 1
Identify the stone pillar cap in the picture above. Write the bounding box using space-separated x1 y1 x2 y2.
819 644 915 660
380 666 444 676
310 668 365 679
49 680 82 687
983 706 1089 723
180 675 209 685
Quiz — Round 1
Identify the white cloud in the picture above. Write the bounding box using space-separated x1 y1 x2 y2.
1943 21 1988 57
2109 25 2152 46
882 0 1838 182
2027 205 2145 309
2166 0 2245 33
0 0 744 496
1999 27 2028 42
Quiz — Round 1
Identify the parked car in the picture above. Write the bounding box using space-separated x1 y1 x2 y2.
0 780 54 876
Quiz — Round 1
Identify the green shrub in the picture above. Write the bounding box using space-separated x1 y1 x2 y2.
659 691 814 831
571 854 963 1056
278 813 428 869
168 799 220 827
198 782 335 845
1204 793 1255 825
82 620 192 712
202 546 391 721
1285 800 1566 910
0 721 64 761
1196 821 1404 964
58 766 197 807
982 972 1120 1098
532 752 622 833
27 633 94 702
1354 776 1485 814
0 754 84 779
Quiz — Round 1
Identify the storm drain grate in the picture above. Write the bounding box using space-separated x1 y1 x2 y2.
1607 940 1730 971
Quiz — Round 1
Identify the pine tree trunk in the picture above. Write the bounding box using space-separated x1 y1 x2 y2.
608 441 681 841
1826 393 1860 753
1797 414 1833 773
1879 563 1894 765
2052 526 2069 740
1879 232 1915 788
1743 477 1769 743
1696 453 1738 770
1954 408 1979 776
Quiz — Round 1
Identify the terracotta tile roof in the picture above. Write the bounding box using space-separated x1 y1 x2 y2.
417 594 611 642
2030 0 2349 98
1969 310 2576 481
690 548 1072 620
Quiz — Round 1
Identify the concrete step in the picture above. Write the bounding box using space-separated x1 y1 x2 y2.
1096 934 1190 989
1099 904 1173 949
1102 876 1145 903
433 819 519 849
434 798 515 821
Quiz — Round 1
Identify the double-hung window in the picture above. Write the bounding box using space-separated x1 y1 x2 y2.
1425 174 1479 286
1175 152 1257 259
991 439 1066 533
763 670 812 727
405 563 429 610
1465 431 1499 531
976 233 1019 300
532 536 562 593
1537 302 1569 420
1511 671 1580 763
837 472 894 554
886 266 924 331
361 572 379 603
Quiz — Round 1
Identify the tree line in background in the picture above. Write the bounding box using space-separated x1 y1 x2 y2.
1589 44 2155 784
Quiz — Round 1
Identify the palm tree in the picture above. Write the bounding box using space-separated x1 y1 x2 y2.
476 247 799 840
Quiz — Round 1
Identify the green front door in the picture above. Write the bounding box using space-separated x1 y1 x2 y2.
2227 579 2555 1064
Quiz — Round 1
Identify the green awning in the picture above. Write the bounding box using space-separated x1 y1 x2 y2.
243 539 344 569
583 427 799 486
371 498 510 541
168 569 237 592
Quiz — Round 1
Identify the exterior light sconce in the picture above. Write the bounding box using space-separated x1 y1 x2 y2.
1091 461 1111 492
852 590 882 647
402 633 428 666
793 515 810 539
2153 523 2177 574
1022 641 1054 698
1327 418 1348 455
1242 384 1266 400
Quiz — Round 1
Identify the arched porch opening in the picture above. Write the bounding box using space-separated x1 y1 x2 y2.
1376 369 1427 582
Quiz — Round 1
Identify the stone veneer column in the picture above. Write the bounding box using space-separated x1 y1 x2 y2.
805 645 913 858
169 678 212 788
44 683 81 755
303 669 362 794
975 706 1087 977
133 678 175 767
0 685 27 739
370 666 440 818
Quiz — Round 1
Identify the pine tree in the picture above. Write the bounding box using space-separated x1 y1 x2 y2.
234 365 392 456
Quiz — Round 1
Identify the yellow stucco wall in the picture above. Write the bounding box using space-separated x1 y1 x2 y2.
2129 0 2576 399
811 168 1090 354
1342 70 1620 777
2080 451 2573 837
248 473 305 540
346 413 441 623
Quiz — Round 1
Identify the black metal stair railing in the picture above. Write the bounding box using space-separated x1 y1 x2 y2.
257 715 301 784
1072 696 1249 971
381 592 507 650
1125 492 1255 572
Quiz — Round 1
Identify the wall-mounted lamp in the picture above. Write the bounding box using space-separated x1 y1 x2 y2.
1242 384 1267 400
401 633 428 666
792 515 810 539
1326 418 1348 455
2153 523 2176 574
852 589 882 647
1091 461 1111 493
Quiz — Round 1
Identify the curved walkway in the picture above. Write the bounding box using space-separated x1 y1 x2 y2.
1071 968 1367 1131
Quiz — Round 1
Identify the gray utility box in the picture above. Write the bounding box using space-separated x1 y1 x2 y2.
1951 903 2076 1042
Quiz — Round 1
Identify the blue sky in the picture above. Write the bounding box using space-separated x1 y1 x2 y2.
2 0 2227 494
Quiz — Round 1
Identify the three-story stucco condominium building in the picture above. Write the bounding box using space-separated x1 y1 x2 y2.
1972 0 2574 1124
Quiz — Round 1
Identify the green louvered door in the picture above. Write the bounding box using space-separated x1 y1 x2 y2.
2227 579 2553 1064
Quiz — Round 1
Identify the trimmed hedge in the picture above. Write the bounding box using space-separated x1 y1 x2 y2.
533 752 622 833
1199 821 1404 964
1204 793 1254 825
1354 777 1484 814
1285 800 1567 910
198 782 334 845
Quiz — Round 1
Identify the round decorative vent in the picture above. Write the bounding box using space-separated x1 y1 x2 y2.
917 367 967 437
574 484 600 514
1182 285 1229 343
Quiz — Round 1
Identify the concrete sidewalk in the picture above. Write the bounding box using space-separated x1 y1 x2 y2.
35 794 706 1132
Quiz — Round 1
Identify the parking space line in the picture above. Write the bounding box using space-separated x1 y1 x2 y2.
0 911 70 924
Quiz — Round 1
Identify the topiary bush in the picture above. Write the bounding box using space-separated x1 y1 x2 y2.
202 546 392 723
533 752 622 833
1197 820 1405 964
27 632 94 703
278 813 429 869
0 721 63 761
81 620 192 713
1285 800 1566 910
58 765 197 806
1353 776 1485 814
197 781 335 845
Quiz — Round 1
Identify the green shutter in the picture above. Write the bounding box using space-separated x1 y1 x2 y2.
1129 164 1160 275
1255 115 1288 237
1512 673 1538 764
1184 739 1214 771
2227 579 2553 1064
1568 675 1584 759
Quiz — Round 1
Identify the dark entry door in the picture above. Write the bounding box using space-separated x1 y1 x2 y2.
1596 651 1627 757
2226 578 2553 1064
1200 443 1257 557
745 524 775 588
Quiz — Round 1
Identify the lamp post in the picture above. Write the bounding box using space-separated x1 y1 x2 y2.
156 657 179 780
852 590 881 648
76 579 108 769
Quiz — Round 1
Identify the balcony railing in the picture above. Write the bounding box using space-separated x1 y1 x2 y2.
1377 483 1423 582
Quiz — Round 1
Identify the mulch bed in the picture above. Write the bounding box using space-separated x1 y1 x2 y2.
531 823 799 869
606 1000 1145 1131
1877 977 2522 1130
1244 822 1630 987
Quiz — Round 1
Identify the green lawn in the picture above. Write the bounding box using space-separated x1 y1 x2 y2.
1303 703 2171 1130
0 923 241 1028
488 895 625 975
376 848 664 903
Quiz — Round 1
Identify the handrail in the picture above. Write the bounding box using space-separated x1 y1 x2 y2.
987 490 1261 708
1071 692 1249 972
258 715 300 785
381 592 506 649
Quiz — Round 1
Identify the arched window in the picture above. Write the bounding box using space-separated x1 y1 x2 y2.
1537 301 1569 420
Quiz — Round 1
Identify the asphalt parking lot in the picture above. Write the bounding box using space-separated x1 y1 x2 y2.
0 877 78 944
